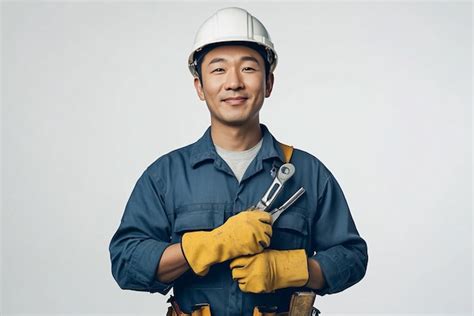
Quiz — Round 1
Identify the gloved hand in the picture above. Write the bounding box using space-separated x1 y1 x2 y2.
230 249 309 293
181 210 272 276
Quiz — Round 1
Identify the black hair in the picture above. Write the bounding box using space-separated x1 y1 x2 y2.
194 41 271 84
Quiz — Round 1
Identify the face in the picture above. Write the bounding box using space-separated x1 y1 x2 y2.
194 45 274 127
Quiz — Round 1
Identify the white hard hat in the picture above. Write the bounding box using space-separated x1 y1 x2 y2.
188 7 278 77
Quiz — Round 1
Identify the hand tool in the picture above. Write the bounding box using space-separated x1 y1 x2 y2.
269 187 305 224
288 291 318 316
254 163 295 211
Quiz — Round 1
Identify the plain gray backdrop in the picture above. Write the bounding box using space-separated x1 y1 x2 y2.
2 1 472 315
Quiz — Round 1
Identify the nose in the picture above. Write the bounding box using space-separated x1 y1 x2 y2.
224 68 244 90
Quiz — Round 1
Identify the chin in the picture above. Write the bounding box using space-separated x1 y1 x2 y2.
222 120 249 127
218 116 252 127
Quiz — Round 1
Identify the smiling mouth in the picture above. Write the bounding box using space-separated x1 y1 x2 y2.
222 97 248 105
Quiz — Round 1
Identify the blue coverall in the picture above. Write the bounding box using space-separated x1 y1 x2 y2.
109 124 368 315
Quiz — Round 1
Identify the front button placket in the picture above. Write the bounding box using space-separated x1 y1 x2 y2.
231 183 245 316
212 154 244 315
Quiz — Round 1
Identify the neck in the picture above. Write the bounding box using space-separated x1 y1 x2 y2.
210 119 262 151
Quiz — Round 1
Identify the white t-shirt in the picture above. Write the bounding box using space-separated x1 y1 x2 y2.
215 138 263 183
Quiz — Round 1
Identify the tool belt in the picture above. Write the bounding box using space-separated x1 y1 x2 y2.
166 292 320 316
166 303 211 316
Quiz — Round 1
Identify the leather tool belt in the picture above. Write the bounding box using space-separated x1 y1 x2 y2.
166 291 320 316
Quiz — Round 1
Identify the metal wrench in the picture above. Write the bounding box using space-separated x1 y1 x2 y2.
269 187 305 224
254 163 295 211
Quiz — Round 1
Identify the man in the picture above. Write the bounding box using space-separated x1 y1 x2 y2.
109 7 368 316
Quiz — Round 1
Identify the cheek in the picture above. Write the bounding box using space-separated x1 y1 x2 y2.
202 81 222 99
248 77 265 95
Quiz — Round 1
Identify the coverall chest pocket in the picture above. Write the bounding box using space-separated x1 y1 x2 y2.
171 204 225 243
171 204 227 291
270 211 309 250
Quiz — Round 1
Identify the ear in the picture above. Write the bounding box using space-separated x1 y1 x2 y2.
194 77 206 101
265 73 274 98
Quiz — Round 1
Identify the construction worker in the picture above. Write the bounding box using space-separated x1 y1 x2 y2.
109 7 368 316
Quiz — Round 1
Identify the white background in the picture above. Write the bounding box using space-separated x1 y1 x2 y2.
2 1 472 315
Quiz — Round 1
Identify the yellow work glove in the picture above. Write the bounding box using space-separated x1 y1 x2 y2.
230 249 309 293
181 210 272 276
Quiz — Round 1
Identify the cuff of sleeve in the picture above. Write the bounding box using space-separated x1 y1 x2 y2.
130 238 173 294
311 252 339 296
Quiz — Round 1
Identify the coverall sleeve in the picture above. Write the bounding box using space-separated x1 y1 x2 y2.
310 174 368 296
109 169 173 294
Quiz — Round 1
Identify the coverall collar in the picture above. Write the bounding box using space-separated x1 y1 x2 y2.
190 124 286 169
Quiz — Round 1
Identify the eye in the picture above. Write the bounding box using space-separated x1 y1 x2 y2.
242 67 256 72
211 68 225 73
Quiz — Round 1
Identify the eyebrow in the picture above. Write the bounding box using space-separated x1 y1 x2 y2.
207 56 261 66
